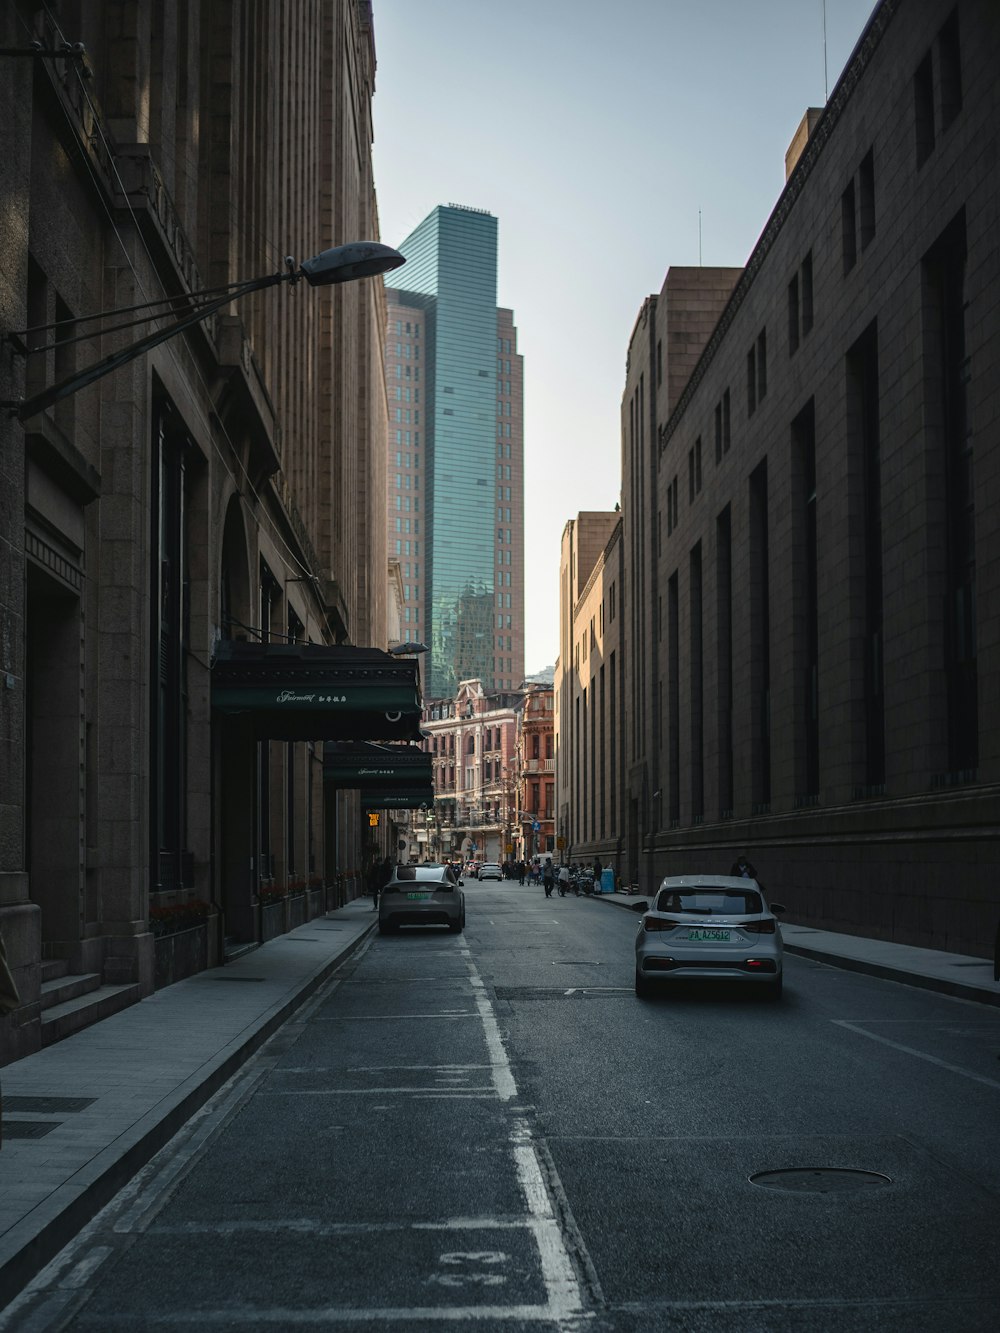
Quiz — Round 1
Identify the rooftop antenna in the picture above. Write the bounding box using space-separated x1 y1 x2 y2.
822 0 829 101
698 210 703 266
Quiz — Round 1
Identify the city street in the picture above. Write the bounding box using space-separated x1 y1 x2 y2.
7 882 1000 1332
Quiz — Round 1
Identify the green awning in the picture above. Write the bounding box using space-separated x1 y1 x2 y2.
211 642 421 741
361 790 435 810
324 742 432 791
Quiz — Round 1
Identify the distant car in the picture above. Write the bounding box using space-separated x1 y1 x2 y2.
379 864 465 934
635 875 786 998
477 862 503 882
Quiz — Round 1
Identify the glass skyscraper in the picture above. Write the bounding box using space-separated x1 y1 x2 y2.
387 204 523 699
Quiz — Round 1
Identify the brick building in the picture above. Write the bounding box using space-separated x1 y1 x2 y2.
515 685 555 862
564 0 1000 955
419 680 520 864
0 0 402 1059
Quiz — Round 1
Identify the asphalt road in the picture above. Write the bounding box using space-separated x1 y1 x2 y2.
12 881 1000 1331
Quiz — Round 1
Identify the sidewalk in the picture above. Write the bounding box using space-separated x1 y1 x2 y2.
595 890 1000 1007
0 899 377 1311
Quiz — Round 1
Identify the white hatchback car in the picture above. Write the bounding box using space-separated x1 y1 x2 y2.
477 862 503 881
635 875 786 999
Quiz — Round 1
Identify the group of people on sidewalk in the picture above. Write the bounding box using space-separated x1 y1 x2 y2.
541 858 605 898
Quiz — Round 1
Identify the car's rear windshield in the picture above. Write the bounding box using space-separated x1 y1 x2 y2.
391 865 451 883
655 888 763 915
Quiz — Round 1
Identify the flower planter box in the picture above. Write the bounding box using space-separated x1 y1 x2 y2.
153 924 208 990
261 901 286 942
287 893 307 930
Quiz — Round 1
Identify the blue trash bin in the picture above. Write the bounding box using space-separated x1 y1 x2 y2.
600 868 615 894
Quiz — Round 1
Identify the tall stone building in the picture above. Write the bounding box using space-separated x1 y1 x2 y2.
566 0 1000 955
555 513 625 872
0 0 407 1060
386 204 524 699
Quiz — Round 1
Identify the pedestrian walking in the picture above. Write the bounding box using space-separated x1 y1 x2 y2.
592 857 602 894
517 860 526 885
557 863 570 897
542 861 555 897
729 852 758 880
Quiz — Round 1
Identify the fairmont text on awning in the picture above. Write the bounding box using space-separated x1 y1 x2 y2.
323 742 433 792
211 642 422 741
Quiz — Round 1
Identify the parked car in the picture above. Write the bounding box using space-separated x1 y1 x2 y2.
477 862 503 882
379 864 465 934
635 875 786 998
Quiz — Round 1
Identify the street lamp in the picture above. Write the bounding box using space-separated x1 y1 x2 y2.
3 241 405 423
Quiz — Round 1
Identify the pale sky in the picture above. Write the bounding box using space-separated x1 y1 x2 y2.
371 0 877 676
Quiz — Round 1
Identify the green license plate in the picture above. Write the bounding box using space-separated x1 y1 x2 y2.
406 892 430 900
688 928 730 942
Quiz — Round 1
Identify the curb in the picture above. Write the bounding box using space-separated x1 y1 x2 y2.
0 920 376 1312
590 892 1000 1008
781 941 1000 1009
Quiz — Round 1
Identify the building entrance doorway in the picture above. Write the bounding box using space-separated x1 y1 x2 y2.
25 561 84 956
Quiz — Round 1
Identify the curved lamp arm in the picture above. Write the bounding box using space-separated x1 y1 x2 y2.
4 241 404 423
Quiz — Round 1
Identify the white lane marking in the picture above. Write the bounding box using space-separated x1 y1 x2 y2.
465 958 587 1325
97 1304 559 1324
345 1064 491 1072
148 1218 534 1237
262 1089 496 1098
832 1020 1000 1091
314 1012 479 1021
564 989 576 996
60 1247 115 1289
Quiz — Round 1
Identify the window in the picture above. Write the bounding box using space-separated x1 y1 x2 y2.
757 331 767 401
688 439 702 501
788 273 800 355
801 253 814 334
747 345 757 415
859 149 875 249
842 179 857 273
939 9 962 130
914 50 935 167
714 401 723 463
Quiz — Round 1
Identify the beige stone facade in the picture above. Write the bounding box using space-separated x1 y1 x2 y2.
0 1 393 1059
555 514 624 873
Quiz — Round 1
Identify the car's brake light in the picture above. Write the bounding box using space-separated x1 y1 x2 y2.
741 918 776 934
644 917 681 932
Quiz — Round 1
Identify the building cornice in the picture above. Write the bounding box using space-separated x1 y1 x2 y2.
658 0 899 453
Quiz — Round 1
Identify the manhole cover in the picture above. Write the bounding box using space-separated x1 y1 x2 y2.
3 1121 61 1139
749 1168 892 1193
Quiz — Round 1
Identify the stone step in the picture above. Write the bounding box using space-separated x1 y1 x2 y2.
40 972 103 1011
40 983 141 1047
40 959 70 984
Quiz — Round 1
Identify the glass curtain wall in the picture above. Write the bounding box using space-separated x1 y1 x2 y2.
392 205 498 698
